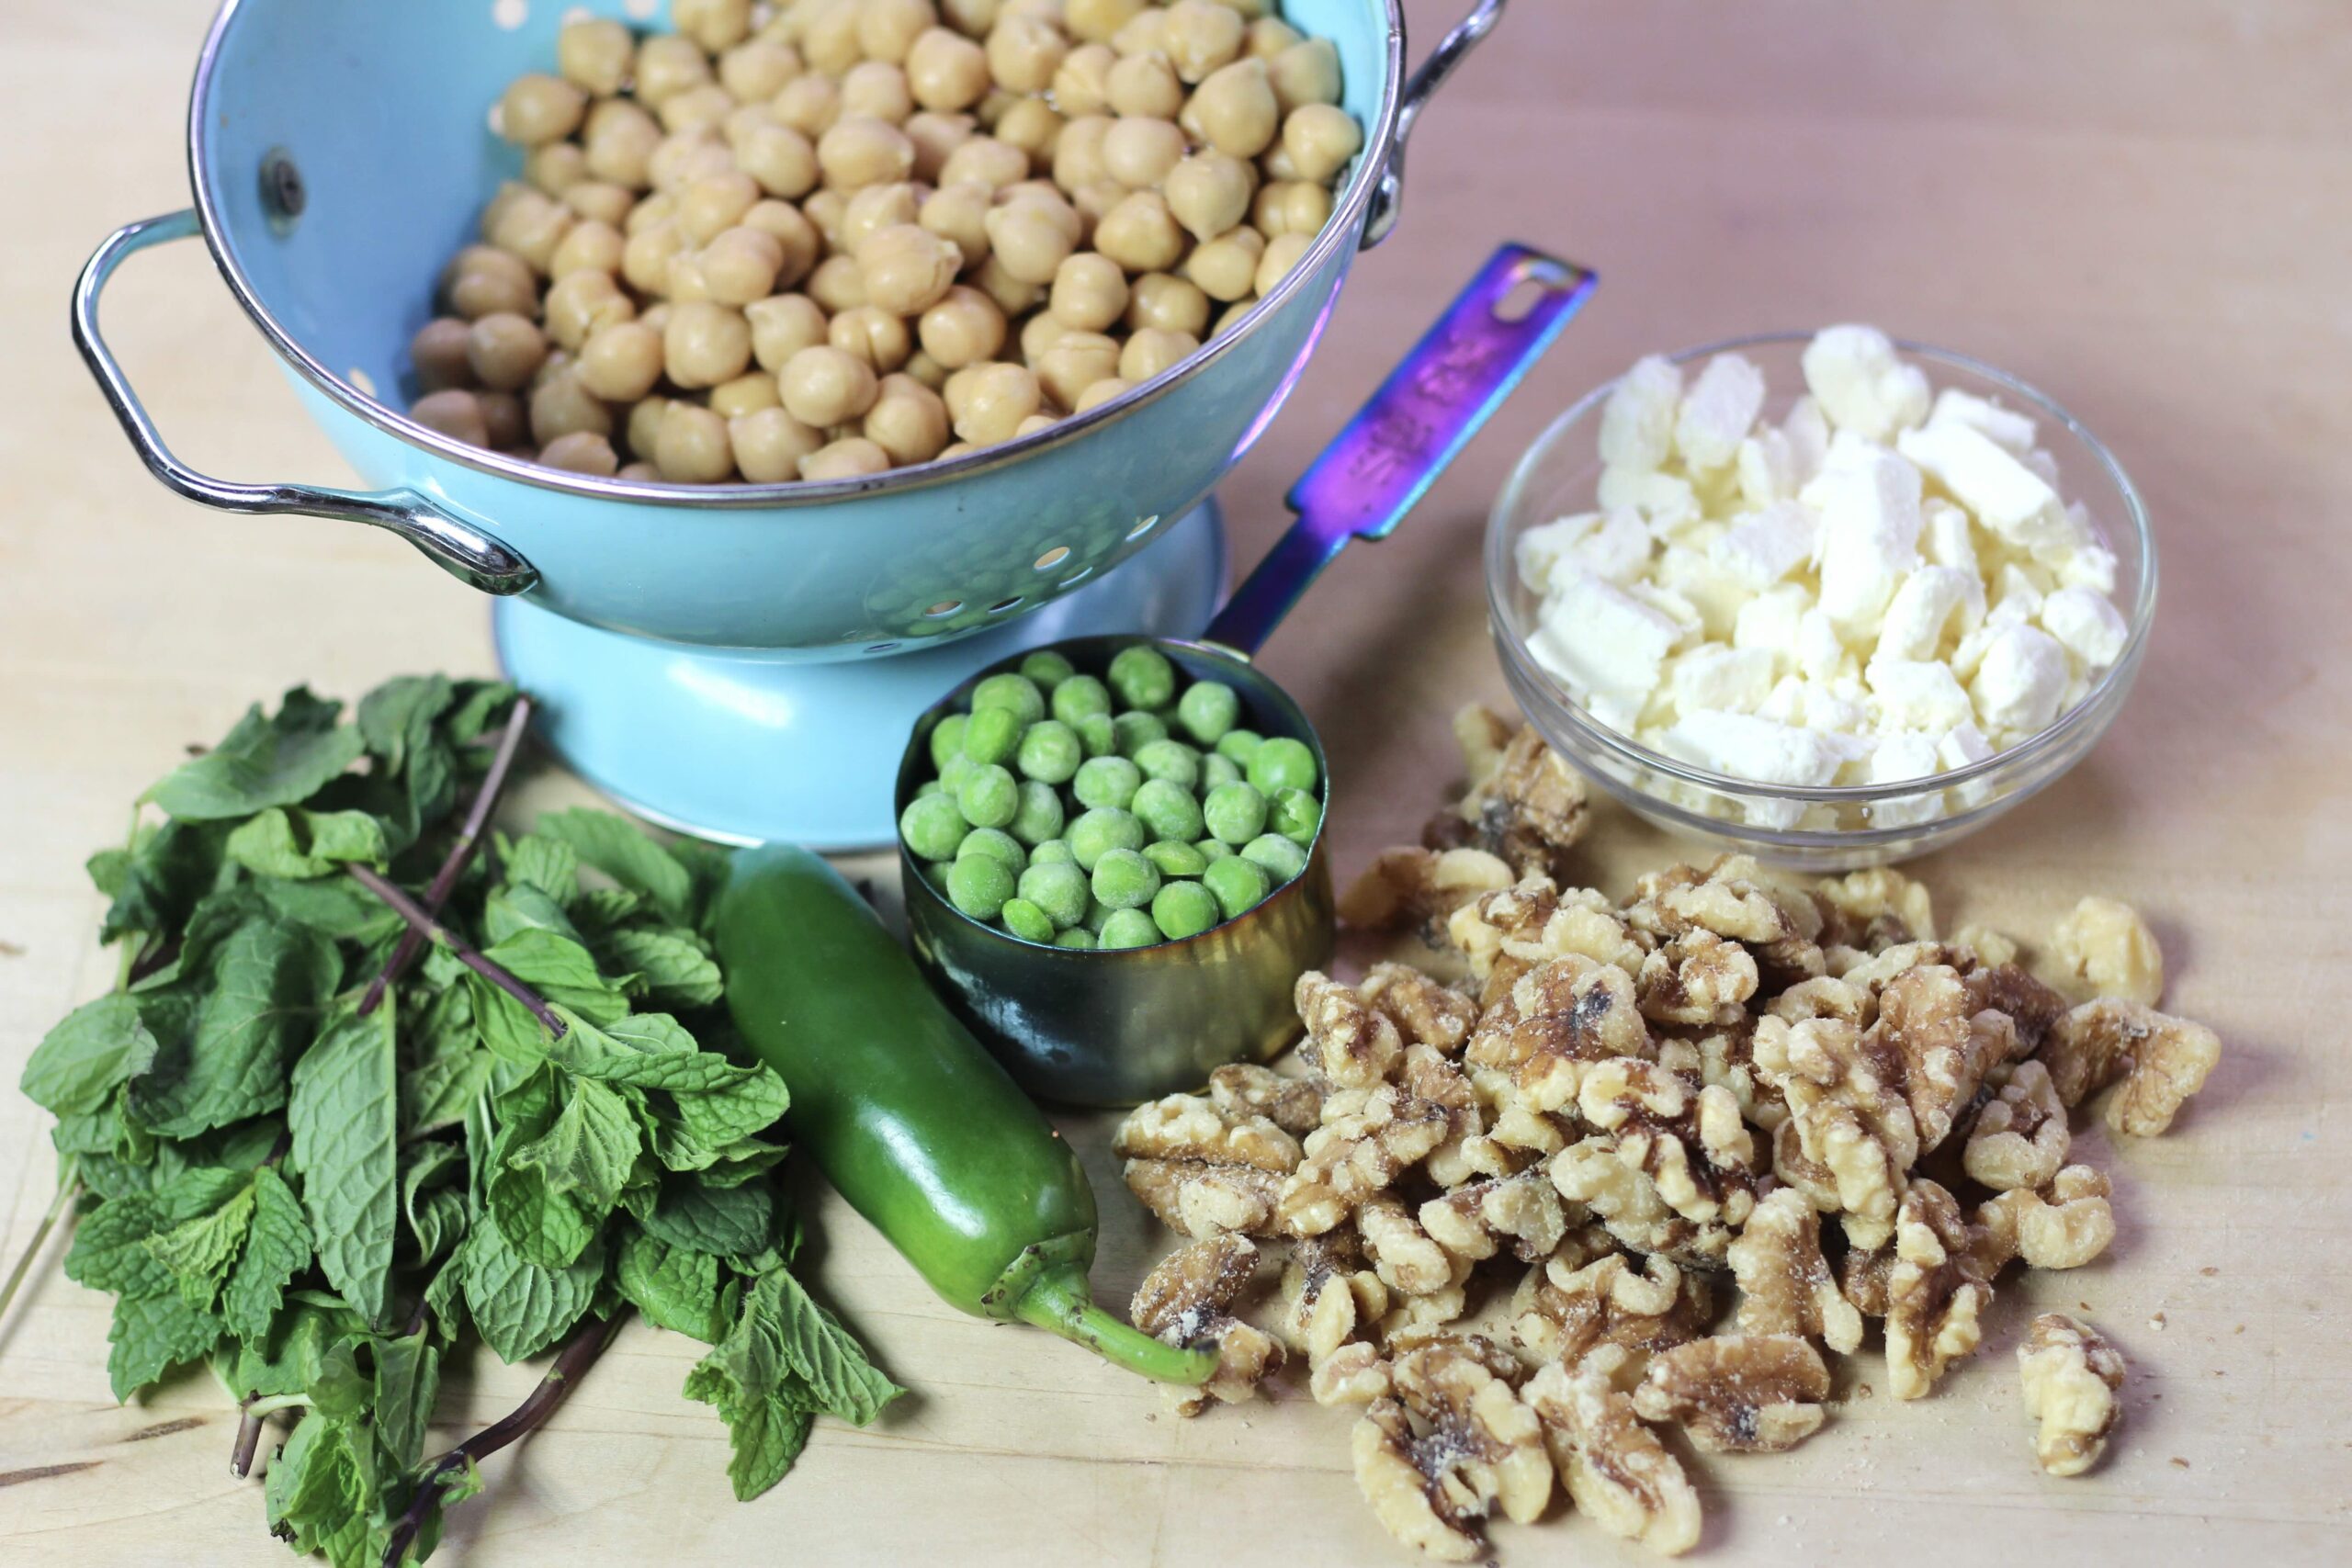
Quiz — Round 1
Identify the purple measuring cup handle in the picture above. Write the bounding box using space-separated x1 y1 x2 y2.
1201 243 1598 657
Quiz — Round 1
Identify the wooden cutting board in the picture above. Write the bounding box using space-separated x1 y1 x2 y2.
4 2 2347 1562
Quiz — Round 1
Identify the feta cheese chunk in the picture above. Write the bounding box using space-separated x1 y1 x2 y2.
2041 585 2130 669
1805 448 1923 626
2056 539 2119 596
1664 711 1857 787
1970 624 2071 733
1598 354 1681 471
1794 608 1849 682
1736 429 1795 507
1530 572 1683 707
1734 582 1812 662
1597 467 1700 532
1668 645 1778 716
1927 387 2037 455
1874 565 1981 663
1939 723 1994 770
1802 324 1931 443
1921 499 1978 577
1870 730 1942 783
1896 422 2077 558
1712 500 1818 590
1868 658 1976 734
1515 508 1653 591
1674 353 1768 472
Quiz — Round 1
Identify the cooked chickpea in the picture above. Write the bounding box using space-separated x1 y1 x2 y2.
801 436 891 479
1109 9 1167 56
1163 0 1244 82
1020 309 1079 363
803 187 850 248
798 0 865 75
626 396 672 459
1072 376 1130 411
773 73 843 136
411 318 475 391
1190 59 1279 158
1045 251 1128 332
665 300 755 388
640 302 674 338
549 219 626 279
860 223 964 315
563 180 636 227
1184 225 1262 302
539 431 620 475
1119 325 1197 382
973 253 1045 315
1092 189 1187 272
729 406 825 481
949 361 1042 443
627 191 677 236
1270 37 1341 111
919 181 994 263
1247 17 1304 59
1213 297 1254 336
707 226 789 304
544 269 635 350
1252 177 1332 238
747 294 831 370
982 201 1076 286
443 244 537 319
779 344 881 426
841 182 922 256
919 285 1009 368
621 220 687 293
502 73 588 147
808 253 870 312
1069 177 1126 225
818 116 917 190
907 27 990 111
661 83 738 137
466 312 549 390
584 100 662 187
1259 140 1301 182
731 122 817 199
679 170 762 244
674 0 752 54
558 16 634 97
903 349 951 389
1103 50 1183 118
655 399 737 481
1126 271 1211 334
1163 150 1252 240
1051 114 1113 192
829 305 916 372
1052 43 1114 115
478 390 529 449
411 389 490 446
854 0 935 63
1254 230 1312 296
648 129 733 194
985 14 1068 96
837 62 910 125
617 461 661 480
721 38 803 101
1281 103 1362 185
703 372 776 420
529 368 613 444
994 96 1064 163
635 35 715 107
1035 332 1120 409
938 134 1028 191
1102 116 1185 188
581 321 667 401
667 246 718 302
489 187 575 273
526 142 588 197
863 373 952 464
1067 0 1145 44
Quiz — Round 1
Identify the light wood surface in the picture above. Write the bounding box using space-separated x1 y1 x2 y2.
5 3 2349 1563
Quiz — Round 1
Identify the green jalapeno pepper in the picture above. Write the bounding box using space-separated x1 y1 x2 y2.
716 843 1213 1385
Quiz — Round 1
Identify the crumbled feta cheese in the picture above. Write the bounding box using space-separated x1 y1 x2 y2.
1597 466 1700 531
1871 730 1941 783
1895 422 2075 557
1711 500 1818 590
1782 395 1832 485
1597 354 1681 471
2055 540 2119 596
1927 387 2037 455
1668 645 1778 716
2040 586 2130 669
1804 677 1871 737
1664 710 1856 787
1515 508 1653 591
1874 565 1982 663
1939 723 1993 770
1921 499 1977 578
1674 353 1767 472
1734 582 1811 662
1656 546 1748 640
1802 324 1931 443
1986 562 2046 627
1530 572 1684 705
1805 448 1923 626
1794 608 1849 682
1970 624 2070 733
1758 674 1805 725
1868 658 1976 734
1736 429 1795 507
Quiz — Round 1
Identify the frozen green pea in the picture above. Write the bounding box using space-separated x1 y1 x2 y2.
1133 737 1201 789
1017 860 1090 928
945 854 1014 920
1272 785 1322 845
928 712 968 770
956 761 1019 829
1019 649 1075 689
1053 927 1097 950
1132 777 1204 842
971 671 1046 725
1108 643 1177 710
1202 780 1268 846
1072 754 1141 810
1016 719 1083 784
1113 712 1168 759
1143 839 1208 877
1097 908 1159 949
1193 837 1233 863
1009 779 1066 846
1150 879 1220 941
962 705 1023 765
1248 736 1318 795
1090 847 1161 910
1215 728 1263 764
1083 897 1114 933
1028 839 1077 866
939 750 975 789
1201 752 1242 790
957 826 1026 874
1075 713 1117 758
899 792 968 861
1051 672 1113 724
1067 807 1144 870
915 779 944 798
999 897 1057 943
1176 681 1241 745
1239 832 1308 884
1202 852 1270 919
923 859 955 886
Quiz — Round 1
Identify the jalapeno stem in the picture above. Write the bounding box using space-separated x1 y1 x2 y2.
1011 1264 1216 1386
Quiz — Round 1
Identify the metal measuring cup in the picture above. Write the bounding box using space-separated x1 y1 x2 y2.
896 244 1596 1106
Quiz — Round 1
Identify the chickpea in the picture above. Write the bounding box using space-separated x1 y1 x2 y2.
729 406 826 481
1280 103 1362 186
655 400 737 482
617 461 661 480
826 306 911 373
803 186 849 247
970 253 1041 315
1036 252 1123 333
1254 230 1312 297
773 73 843 136
818 116 916 190
668 171 753 248
747 293 831 370
920 181 993 264
627 191 677 236
1126 271 1211 334
626 396 672 459
635 36 715 107
729 122 818 201
1252 177 1331 238
501 73 587 147
857 0 937 63
660 84 739 138
549 219 626 280
906 27 990 112
940 0 1001 35
489 186 575 273
985 14 1068 95
1270 36 1341 112
1067 0 1145 44
478 390 529 449
982 201 1076 286
563 179 636 227
973 85 1018 130
834 61 910 125
443 244 537 318
706 226 788 305
1184 225 1262 302
1100 119 1181 194
411 389 490 446
799 0 865 75
1051 113 1112 192
1213 297 1254 336
640 302 673 337
621 220 687 294
1069 177 1125 226
1258 140 1301 182
580 321 667 401
904 110 976 182
1103 50 1183 118
1108 325 1186 381
950 361 1043 443
676 0 752 52
919 285 1009 368
410 318 475 392
778 343 881 426
802 436 891 479
1247 17 1304 59
526 142 588 197
841 182 922 256
1109 9 1167 56
665 300 755 388
1052 43 1114 115
938 134 1028 191
1092 189 1187 273
529 368 613 445
994 96 1064 163
544 269 635 349
539 431 620 475
1035 332 1120 409
860 223 964 316
721 38 804 101
584 100 662 188
709 371 781 419
1190 59 1280 158
558 16 635 97
863 374 952 464
1163 0 1245 82
650 130 738 194
902 349 951 389
466 312 549 391
1019 309 1079 363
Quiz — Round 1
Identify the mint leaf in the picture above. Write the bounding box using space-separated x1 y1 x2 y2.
264 1412 366 1548
65 1167 251 1299
224 808 389 880
537 809 692 925
20 993 158 1115
483 883 581 946
503 833 580 904
548 1010 755 1096
458 1212 602 1363
107 1289 222 1400
222 1168 311 1340
289 1002 400 1327
145 689 364 821
757 1269 904 1427
670 1066 791 1148
356 674 454 773
371 1328 441 1472
481 929 631 1025
93 818 235 945
614 1228 729 1343
141 1175 256 1310
594 928 722 1008
134 919 341 1137
636 1178 773 1258
508 1077 639 1211
681 1279 815 1501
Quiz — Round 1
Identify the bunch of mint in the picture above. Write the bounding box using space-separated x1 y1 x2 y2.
9 677 898 1567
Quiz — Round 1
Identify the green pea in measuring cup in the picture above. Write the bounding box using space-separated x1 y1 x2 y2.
896 244 1596 1106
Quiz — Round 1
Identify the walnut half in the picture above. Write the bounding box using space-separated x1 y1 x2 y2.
1631 1334 1832 1453
1351 1341 1554 1562
2040 998 2221 1136
2017 1313 2126 1476
1526 1347 1702 1557
1129 1235 1284 1416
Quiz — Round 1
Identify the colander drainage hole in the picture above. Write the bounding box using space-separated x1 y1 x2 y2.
1126 513 1159 540
988 595 1023 614
1033 545 1069 570
1059 568 1092 588
865 641 899 653
924 600 963 618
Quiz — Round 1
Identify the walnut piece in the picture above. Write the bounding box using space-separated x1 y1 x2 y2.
1208 1062 1325 1137
1631 1335 1831 1453
1884 1179 1991 1400
1360 962 1481 1054
1728 1188 1865 1353
1281 1230 1393 1406
1339 845 1515 940
1576 1057 1760 1234
1114 1091 1300 1240
1656 1021 1786 1134
1510 1248 1714 1368
2017 1313 2126 1477
1814 866 1937 950
1279 1085 1453 1235
1295 972 1406 1089
1130 1235 1285 1415
1963 963 2072 1054
1432 710 1591 881
1421 1170 1567 1268
1973 1164 2115 1273
1122 1158 1283 1239
1962 1061 2069 1191
1361 1194 1466 1298
1352 1342 1555 1562
1753 1015 1917 1251
1526 1348 1702 1557
1353 1398 1486 1563
1624 855 1826 985
1466 953 1654 1114
1637 931 1760 1026
2047 895 2165 1006
1450 878 1651 1006
2040 998 2221 1136
1869 963 2018 1152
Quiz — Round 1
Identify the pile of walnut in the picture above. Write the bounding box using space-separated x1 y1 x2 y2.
1114 707 2218 1561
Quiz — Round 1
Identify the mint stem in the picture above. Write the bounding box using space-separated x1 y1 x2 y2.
359 696 534 1018
379 1311 623 1568
345 865 565 1037
0 1161 80 1323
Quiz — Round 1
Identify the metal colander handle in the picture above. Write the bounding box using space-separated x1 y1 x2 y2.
1362 0 1511 249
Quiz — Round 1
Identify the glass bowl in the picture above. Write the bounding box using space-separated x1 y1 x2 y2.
1485 333 2156 872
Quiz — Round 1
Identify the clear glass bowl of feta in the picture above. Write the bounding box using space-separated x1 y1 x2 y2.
1485 332 2155 871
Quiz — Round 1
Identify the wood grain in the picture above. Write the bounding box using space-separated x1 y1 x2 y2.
4 2 2348 1563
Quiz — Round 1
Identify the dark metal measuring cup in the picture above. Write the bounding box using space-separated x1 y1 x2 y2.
896 243 1596 1105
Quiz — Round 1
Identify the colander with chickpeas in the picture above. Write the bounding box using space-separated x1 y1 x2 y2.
74 0 1511 844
